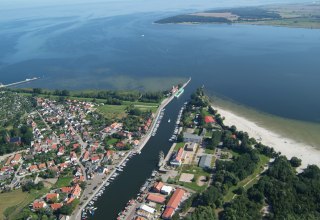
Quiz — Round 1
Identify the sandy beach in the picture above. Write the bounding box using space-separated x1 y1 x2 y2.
213 105 320 170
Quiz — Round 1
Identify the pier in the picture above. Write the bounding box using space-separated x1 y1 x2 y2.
0 77 39 88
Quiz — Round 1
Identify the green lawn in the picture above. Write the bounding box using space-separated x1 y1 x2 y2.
205 130 213 138
106 138 119 146
224 154 270 201
1 188 49 220
96 105 127 119
205 148 215 154
54 176 73 188
174 142 185 151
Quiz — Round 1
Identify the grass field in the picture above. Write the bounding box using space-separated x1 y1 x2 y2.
176 165 210 192
97 105 127 119
97 101 159 119
1 188 49 220
54 176 73 188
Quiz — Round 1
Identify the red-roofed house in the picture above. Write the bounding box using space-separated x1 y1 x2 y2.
71 184 81 198
11 154 22 164
146 193 166 204
133 140 140 146
33 201 47 210
162 207 175 219
162 188 186 218
38 163 47 170
60 187 73 194
46 193 59 202
170 148 184 166
51 144 58 150
82 151 90 162
204 115 215 124
153 182 164 193
29 165 39 173
50 203 63 211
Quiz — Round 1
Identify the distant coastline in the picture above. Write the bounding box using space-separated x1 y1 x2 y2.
155 3 320 29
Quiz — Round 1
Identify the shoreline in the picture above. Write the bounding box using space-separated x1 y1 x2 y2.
212 104 320 170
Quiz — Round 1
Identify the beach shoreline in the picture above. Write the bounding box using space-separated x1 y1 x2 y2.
212 105 320 170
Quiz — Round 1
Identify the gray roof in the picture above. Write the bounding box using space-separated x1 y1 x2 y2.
183 132 202 140
199 154 212 168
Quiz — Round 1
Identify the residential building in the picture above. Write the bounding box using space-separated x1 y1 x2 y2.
170 148 184 166
183 132 202 144
198 154 212 169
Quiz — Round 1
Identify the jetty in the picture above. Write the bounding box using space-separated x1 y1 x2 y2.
0 77 39 88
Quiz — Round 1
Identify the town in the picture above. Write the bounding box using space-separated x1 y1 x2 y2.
0 80 190 220
1 83 320 220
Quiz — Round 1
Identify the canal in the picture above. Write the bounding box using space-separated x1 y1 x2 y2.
90 83 195 220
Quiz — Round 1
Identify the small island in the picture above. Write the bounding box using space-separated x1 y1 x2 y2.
155 4 320 29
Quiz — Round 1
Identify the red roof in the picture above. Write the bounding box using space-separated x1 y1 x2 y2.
175 148 184 162
147 194 166 204
61 186 73 193
153 182 164 192
12 154 21 162
38 163 46 169
91 156 100 162
116 142 125 148
83 151 90 160
50 203 62 210
29 165 38 172
162 207 175 219
46 193 58 201
204 115 215 124
72 184 81 197
33 201 46 209
167 188 185 209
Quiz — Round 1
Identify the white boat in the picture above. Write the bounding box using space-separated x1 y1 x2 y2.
168 119 171 123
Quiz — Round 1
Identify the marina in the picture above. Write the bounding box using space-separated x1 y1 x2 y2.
76 78 192 220
86 79 194 220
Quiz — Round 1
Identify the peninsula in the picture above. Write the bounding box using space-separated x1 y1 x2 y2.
155 3 320 29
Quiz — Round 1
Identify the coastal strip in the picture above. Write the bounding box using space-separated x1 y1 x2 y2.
213 105 320 170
